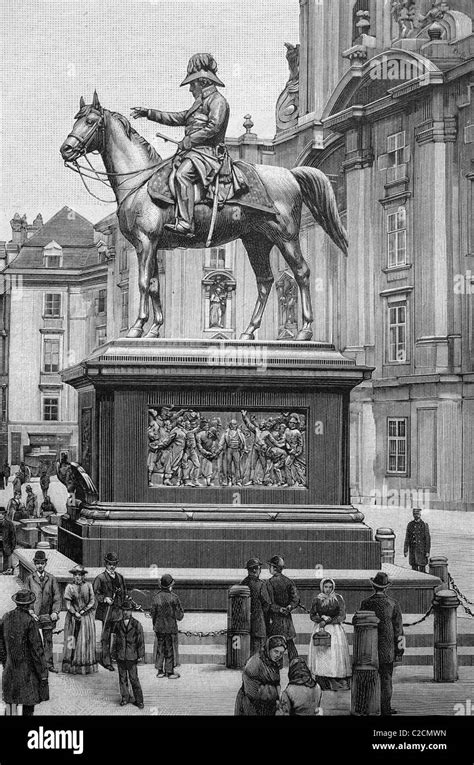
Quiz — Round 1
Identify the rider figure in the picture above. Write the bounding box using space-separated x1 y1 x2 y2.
131 53 229 237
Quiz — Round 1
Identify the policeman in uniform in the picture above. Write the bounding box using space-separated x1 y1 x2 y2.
131 53 229 236
404 508 431 572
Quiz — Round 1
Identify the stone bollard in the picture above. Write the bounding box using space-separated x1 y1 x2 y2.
433 589 460 683
351 610 381 716
429 556 449 589
226 585 251 669
375 528 396 565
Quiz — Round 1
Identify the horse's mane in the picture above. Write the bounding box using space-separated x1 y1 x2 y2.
111 111 161 162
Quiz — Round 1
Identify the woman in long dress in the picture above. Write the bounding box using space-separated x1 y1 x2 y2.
234 635 287 716
307 577 351 691
62 565 98 675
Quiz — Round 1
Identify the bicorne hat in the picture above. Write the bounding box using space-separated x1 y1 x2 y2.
180 53 225 87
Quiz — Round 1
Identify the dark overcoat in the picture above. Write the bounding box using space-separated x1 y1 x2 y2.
359 592 404 665
150 589 184 634
240 575 267 639
404 520 431 567
261 573 300 639
0 608 49 705
111 617 145 662
93 570 127 622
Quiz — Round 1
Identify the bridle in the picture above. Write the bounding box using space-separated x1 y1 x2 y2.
63 106 167 205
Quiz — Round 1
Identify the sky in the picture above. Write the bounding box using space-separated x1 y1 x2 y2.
0 0 300 239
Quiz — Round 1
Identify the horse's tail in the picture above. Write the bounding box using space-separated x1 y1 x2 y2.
290 166 348 256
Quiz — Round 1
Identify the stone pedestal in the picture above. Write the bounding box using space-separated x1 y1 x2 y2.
59 339 377 580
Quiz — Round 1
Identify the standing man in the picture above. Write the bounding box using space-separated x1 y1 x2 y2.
25 485 38 518
404 508 431 572
39 467 50 503
131 53 229 237
359 571 404 716
151 573 184 680
2 462 10 489
0 506 16 575
262 555 300 661
111 597 145 709
216 419 247 486
93 552 127 671
0 590 49 715
240 558 267 655
26 550 61 673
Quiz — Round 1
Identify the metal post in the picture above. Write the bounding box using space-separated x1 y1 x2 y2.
351 610 381 716
433 589 459 683
429 556 449 589
375 528 396 565
226 585 251 669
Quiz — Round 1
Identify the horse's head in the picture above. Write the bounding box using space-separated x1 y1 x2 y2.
60 91 105 162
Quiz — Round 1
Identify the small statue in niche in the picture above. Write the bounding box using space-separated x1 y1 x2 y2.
209 276 229 328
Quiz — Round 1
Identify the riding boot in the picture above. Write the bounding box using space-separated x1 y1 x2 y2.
165 177 195 234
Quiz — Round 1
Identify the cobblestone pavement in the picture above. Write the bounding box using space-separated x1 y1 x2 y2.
0 662 472 716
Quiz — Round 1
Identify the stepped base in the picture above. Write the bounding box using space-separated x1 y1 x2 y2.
58 505 381 570
17 549 440 613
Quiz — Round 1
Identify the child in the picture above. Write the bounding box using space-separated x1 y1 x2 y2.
277 657 322 716
111 596 145 708
151 574 184 679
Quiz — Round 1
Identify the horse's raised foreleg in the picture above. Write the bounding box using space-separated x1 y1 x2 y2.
279 238 314 341
240 235 274 341
127 237 155 338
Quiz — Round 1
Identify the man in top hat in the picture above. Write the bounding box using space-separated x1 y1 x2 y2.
404 508 431 572
111 596 145 709
26 550 62 672
151 573 184 680
93 552 127 671
0 506 16 575
359 572 404 716
0 589 49 715
262 555 300 661
240 558 267 655
131 53 230 236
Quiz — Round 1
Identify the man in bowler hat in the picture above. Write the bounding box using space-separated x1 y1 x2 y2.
93 552 127 670
111 596 145 708
404 508 431 572
359 571 404 716
0 589 49 715
262 555 300 661
26 550 62 672
240 558 267 655
151 574 184 679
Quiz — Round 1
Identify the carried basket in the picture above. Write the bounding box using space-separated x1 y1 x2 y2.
312 625 331 647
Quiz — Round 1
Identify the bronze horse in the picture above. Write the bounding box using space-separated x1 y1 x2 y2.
60 92 348 340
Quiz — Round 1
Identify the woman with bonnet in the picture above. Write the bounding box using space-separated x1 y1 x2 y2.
308 577 351 691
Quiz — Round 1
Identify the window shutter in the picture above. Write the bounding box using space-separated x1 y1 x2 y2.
378 153 390 171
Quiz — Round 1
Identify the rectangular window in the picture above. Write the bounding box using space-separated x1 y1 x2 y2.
387 207 407 267
43 338 60 373
96 326 107 347
205 248 226 270
387 417 408 475
1 385 7 423
119 247 129 272
121 289 129 329
44 293 62 317
43 397 59 421
388 300 407 363
386 131 406 183
97 289 106 315
45 255 62 268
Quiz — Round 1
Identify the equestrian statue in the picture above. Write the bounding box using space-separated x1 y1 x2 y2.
60 53 348 341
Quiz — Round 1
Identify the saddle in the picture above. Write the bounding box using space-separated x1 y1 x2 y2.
147 157 277 216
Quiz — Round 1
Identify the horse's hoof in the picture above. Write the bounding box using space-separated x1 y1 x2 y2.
127 327 144 338
144 325 161 339
295 328 313 341
240 332 255 341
